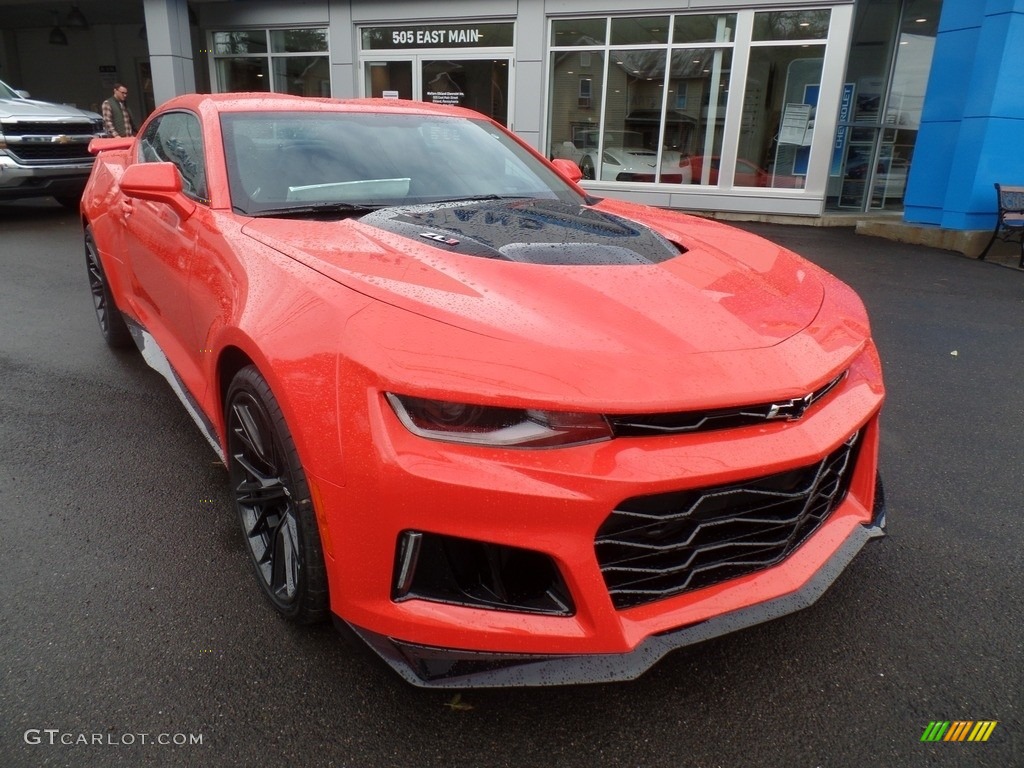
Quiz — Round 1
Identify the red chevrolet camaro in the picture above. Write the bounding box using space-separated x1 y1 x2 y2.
82 93 885 687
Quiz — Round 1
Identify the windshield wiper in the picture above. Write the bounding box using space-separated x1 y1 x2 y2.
243 201 386 219
426 194 531 204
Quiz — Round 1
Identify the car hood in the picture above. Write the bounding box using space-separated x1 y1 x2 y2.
0 97 100 121
241 198 825 358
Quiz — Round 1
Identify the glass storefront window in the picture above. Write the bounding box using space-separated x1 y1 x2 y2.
752 10 831 41
673 14 736 44
273 56 330 97
674 48 732 185
548 12 738 186
610 17 668 45
547 10 840 192
212 28 329 95
549 50 606 168
600 48 682 182
826 0 940 212
550 18 607 46
738 47 823 188
271 29 328 54
216 57 270 92
214 30 267 55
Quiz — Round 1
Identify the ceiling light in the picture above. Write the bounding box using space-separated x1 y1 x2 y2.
48 12 68 45
67 4 89 29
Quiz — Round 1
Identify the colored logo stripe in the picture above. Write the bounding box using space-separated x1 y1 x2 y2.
921 721 997 742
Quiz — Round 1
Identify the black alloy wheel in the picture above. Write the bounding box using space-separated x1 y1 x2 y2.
226 366 329 624
581 156 596 180
84 227 133 349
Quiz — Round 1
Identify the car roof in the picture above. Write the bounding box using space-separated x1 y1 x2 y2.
159 92 484 120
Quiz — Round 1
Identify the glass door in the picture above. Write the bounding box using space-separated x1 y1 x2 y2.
421 59 509 125
365 60 413 99
363 57 511 126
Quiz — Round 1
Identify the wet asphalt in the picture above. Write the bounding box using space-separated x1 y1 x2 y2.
1 199 1021 768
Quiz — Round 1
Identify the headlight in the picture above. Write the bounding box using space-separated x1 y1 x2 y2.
386 393 613 448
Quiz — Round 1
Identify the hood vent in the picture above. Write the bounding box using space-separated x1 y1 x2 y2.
359 198 684 266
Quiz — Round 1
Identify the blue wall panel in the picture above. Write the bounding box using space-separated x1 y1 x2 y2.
905 0 1024 230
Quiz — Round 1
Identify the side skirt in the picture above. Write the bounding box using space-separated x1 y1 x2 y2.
126 318 225 464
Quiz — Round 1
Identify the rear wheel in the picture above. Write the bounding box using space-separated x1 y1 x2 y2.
226 366 329 624
84 227 133 349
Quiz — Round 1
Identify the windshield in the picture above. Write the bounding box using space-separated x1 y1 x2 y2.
0 80 23 99
221 111 584 216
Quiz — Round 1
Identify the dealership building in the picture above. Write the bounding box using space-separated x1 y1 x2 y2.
1 0 1021 237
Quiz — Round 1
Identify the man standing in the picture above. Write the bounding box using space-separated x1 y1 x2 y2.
102 83 134 137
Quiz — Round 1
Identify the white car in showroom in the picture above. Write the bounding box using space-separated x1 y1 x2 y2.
555 130 691 184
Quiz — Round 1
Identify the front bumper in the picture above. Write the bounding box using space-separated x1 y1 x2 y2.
0 154 93 200
311 339 885 685
347 481 885 687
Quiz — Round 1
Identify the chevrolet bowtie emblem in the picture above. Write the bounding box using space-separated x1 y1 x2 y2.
766 393 814 421
52 135 73 144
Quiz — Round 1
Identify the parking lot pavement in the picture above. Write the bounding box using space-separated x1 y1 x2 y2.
1 201 1021 768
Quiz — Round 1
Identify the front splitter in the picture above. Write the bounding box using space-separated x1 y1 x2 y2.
344 496 886 689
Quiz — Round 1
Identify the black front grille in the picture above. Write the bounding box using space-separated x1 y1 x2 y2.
1 120 97 136
6 144 93 162
609 371 846 437
596 432 861 609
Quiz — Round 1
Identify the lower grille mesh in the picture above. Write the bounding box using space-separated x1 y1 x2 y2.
596 432 861 610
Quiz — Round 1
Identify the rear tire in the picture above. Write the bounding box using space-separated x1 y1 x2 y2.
226 366 329 624
84 227 133 349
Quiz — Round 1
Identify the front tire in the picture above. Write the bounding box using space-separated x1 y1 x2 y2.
226 366 329 624
85 227 133 349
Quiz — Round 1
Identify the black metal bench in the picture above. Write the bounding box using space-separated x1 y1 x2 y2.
979 183 1024 268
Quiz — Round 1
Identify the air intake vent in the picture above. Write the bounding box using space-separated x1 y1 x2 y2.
596 431 861 609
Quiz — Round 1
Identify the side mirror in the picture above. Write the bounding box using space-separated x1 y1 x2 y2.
119 162 196 218
551 158 583 184
15 89 31 99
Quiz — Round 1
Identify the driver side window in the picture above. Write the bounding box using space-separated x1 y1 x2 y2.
137 112 208 204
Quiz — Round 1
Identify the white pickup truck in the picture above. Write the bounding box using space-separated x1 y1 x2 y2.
0 79 106 207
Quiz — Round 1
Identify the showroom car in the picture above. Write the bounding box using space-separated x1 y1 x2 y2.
554 129 691 183
82 93 885 688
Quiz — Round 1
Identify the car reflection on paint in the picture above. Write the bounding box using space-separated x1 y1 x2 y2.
81 93 885 688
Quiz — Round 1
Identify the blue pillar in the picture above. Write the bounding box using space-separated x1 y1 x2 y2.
904 0 1024 230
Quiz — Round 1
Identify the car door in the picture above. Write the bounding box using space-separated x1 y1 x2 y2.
121 111 210 399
